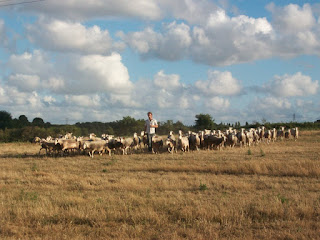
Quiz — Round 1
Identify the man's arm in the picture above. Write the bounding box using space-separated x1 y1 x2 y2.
150 120 158 128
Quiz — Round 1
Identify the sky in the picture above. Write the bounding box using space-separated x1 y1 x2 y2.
0 0 319 126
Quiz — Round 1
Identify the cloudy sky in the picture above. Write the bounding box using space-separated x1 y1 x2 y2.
0 0 319 125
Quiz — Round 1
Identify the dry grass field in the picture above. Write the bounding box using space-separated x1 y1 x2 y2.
1 131 320 239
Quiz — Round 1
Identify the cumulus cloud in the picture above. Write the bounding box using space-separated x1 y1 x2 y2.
267 3 316 34
43 95 56 105
153 70 182 90
124 21 191 61
7 50 53 77
122 8 274 65
65 94 101 107
8 74 41 92
246 96 293 123
42 77 65 92
69 53 133 94
0 86 7 104
263 72 319 97
205 96 230 110
195 70 242 96
27 18 114 54
267 3 320 57
119 3 320 66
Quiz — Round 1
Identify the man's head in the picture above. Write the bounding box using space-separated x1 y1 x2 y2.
147 112 153 120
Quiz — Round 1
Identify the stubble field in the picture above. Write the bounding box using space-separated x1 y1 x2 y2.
0 131 320 239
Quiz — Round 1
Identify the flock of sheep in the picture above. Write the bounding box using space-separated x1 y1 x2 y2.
34 126 299 158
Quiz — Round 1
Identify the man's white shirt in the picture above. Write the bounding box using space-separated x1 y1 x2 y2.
145 119 157 134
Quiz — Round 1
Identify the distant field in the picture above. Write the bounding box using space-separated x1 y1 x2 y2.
1 131 320 239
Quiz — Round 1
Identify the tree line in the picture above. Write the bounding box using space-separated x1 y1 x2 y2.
0 110 319 142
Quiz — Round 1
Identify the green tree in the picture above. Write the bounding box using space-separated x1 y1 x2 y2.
32 117 45 127
194 114 216 130
17 115 30 128
0 110 13 130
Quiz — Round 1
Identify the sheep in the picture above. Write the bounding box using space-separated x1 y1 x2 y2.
33 136 41 144
120 137 134 155
152 135 163 154
140 131 148 149
290 127 299 140
107 137 121 154
285 129 292 139
271 128 277 142
252 129 260 145
225 131 237 148
205 135 224 150
188 132 201 151
83 140 110 158
277 126 285 140
264 130 272 144
245 130 254 147
178 131 189 152
39 139 62 156
132 133 141 151
165 131 177 153
55 139 80 156
237 128 247 147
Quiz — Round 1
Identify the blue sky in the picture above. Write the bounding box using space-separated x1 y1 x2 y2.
0 0 319 126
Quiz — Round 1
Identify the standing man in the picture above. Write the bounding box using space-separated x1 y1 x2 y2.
144 112 158 152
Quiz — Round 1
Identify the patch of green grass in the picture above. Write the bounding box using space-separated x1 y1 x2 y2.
18 189 38 201
199 182 208 191
276 194 289 204
31 163 38 172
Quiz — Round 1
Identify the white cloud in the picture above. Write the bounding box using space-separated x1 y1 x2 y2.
8 74 40 92
153 70 182 90
259 97 291 110
20 0 162 21
65 94 101 107
191 9 273 66
195 70 242 96
0 86 7 104
122 9 274 65
28 92 43 108
263 72 319 97
70 53 133 94
27 18 113 54
43 96 56 105
205 96 230 110
266 3 320 57
109 93 141 108
7 50 53 77
246 96 293 123
42 77 65 92
124 21 191 60
268 3 315 34
159 0 219 25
